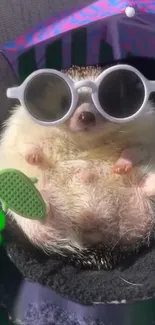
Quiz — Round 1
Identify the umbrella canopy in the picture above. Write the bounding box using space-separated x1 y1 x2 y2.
0 0 155 81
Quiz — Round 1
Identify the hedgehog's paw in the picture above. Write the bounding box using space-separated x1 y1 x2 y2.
26 153 42 165
25 148 43 166
143 174 155 197
113 158 132 174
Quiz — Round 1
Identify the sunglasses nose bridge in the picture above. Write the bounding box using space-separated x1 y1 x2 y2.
75 80 97 93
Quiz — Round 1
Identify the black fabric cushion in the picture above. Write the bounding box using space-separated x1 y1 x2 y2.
2 219 155 306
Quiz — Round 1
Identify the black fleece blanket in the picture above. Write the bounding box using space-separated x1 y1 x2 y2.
0 219 155 325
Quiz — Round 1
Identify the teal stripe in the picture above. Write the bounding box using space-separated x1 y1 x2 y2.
125 300 155 325
126 52 133 57
45 39 63 70
99 40 114 65
71 28 87 66
18 48 37 82
0 310 12 325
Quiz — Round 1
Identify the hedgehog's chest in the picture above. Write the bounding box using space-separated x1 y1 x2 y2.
48 142 126 186
44 139 125 164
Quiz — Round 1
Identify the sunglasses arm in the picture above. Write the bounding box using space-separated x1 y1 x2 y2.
148 80 155 93
7 86 21 99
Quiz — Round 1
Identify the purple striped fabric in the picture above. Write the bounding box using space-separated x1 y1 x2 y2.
1 0 155 76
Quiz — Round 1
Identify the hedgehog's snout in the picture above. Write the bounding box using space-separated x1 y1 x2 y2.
78 111 96 126
69 102 98 132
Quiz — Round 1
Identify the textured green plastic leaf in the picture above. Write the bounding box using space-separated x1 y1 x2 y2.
0 169 46 220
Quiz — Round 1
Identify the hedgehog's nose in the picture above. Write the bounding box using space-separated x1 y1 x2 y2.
78 111 96 125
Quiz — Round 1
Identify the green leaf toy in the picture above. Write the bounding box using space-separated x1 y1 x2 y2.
0 168 46 220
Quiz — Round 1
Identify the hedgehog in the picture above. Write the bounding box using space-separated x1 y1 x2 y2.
0 65 155 256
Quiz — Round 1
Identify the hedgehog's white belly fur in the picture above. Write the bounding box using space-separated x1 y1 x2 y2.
0 126 155 253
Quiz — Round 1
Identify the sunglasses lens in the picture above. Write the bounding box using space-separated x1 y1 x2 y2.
24 73 72 122
98 70 145 118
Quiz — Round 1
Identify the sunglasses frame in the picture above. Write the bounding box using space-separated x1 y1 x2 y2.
7 64 155 126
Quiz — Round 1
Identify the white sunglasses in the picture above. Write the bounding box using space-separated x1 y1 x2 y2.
7 64 155 126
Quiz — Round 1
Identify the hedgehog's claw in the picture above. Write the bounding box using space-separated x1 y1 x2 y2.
113 158 132 174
